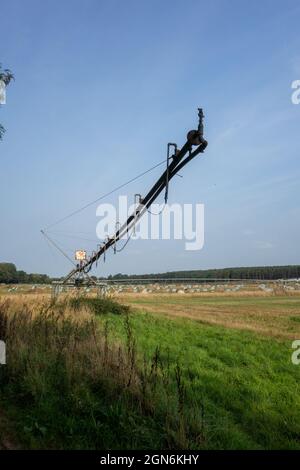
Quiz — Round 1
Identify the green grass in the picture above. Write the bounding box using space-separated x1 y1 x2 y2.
1 295 300 449
70 296 130 316
290 316 300 323
93 302 300 450
0 300 167 449
121 293 300 340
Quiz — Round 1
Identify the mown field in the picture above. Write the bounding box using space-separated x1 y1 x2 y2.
0 289 300 449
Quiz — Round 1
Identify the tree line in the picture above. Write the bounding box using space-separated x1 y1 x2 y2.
0 263 50 284
108 265 300 281
1 263 300 284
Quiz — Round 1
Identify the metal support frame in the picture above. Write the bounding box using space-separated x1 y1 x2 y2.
51 279 109 300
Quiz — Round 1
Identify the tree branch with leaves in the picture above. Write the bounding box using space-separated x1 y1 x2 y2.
0 64 14 140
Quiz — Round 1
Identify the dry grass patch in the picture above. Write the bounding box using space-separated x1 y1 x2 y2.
116 293 300 339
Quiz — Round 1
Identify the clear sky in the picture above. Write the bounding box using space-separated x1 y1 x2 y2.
1 0 300 277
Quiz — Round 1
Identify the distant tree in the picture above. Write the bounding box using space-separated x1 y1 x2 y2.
0 63 14 140
0 263 18 283
0 263 51 284
17 270 28 283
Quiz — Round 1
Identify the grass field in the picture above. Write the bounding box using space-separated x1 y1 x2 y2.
96 293 300 449
117 292 300 339
0 289 300 449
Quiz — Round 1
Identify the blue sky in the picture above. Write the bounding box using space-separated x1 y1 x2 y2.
0 0 300 277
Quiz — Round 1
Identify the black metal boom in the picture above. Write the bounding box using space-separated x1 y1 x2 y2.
63 108 208 283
